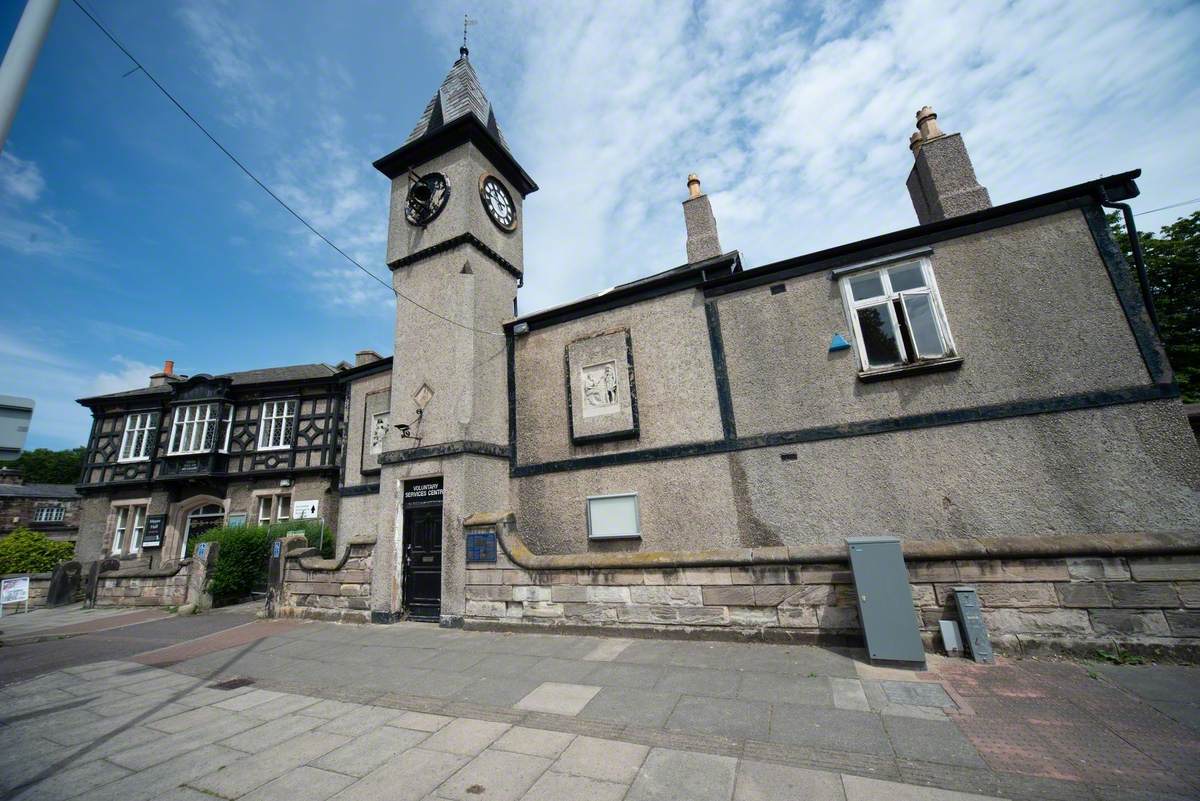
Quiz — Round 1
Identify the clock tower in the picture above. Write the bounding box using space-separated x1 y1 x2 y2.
369 47 537 625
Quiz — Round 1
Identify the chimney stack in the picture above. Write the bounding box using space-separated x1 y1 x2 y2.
682 173 723 263
149 359 176 387
905 106 991 225
355 349 383 367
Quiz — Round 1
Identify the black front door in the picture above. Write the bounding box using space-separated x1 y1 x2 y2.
402 502 442 620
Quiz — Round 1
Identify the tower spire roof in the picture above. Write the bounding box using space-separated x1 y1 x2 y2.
404 56 508 151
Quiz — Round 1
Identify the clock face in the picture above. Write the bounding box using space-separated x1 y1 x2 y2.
404 172 449 227
479 174 516 231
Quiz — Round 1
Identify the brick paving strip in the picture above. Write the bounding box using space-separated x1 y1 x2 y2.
0 608 170 645
131 618 305 666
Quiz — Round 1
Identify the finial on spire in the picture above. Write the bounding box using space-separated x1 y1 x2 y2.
461 14 477 59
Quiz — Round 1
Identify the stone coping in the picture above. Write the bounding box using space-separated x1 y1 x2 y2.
285 545 354 571
0 571 52 580
471 512 1200 570
98 558 191 579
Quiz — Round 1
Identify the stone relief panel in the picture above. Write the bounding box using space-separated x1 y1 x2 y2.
566 329 638 444
361 388 391 474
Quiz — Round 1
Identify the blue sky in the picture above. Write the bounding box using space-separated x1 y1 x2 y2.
2 0 1199 450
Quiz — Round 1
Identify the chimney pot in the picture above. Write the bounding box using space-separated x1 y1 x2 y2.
909 131 924 155
687 174 702 199
915 106 943 141
163 360 174 376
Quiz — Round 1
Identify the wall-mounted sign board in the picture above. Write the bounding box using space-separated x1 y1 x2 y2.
293 500 319 520
846 536 926 667
466 531 497 563
142 515 167 548
404 478 443 507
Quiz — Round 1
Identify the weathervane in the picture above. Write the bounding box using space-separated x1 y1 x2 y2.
461 14 477 58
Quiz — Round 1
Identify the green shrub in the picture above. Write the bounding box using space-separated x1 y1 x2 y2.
0 528 75 575
187 520 335 604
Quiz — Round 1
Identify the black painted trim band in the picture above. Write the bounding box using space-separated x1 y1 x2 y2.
1081 205 1173 386
388 232 521 280
380 440 510 465
339 483 380 497
704 301 737 440
510 383 1177 477
506 331 519 469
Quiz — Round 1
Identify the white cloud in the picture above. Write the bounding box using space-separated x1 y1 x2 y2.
0 152 45 202
418 0 1200 315
88 356 161 397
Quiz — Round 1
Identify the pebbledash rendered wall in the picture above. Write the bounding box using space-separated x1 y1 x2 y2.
462 515 1200 657
508 208 1200 552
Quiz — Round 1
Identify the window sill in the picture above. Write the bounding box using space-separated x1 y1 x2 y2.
257 445 292 452
857 356 963 383
116 457 150 464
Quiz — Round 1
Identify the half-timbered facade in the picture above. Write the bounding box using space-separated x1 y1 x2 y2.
75 361 349 566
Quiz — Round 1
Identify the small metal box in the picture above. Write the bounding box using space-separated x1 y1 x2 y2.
952 586 995 664
939 619 964 657
846 537 926 667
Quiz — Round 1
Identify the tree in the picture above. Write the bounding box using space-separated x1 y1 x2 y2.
13 447 86 484
1108 211 1200 403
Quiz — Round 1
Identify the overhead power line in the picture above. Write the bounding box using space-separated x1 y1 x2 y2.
69 0 504 337
1134 196 1200 218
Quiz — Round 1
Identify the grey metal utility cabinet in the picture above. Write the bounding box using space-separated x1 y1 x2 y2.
846 536 926 668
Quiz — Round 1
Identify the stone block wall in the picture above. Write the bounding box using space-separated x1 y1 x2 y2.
279 543 374 623
94 565 190 607
463 523 1200 656
0 572 51 614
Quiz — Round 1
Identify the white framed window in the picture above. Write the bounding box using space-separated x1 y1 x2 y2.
256 493 291 525
258 400 296 451
34 504 65 523
586 493 641 539
257 495 273 525
118 412 155 462
839 257 956 373
112 504 147 556
219 406 234 453
168 403 219 455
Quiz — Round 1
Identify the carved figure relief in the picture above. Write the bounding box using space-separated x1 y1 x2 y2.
370 412 390 455
581 361 620 418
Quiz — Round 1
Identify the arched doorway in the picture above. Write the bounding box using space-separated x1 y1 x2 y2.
182 503 225 557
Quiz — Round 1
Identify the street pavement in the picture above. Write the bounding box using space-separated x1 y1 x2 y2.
0 605 256 688
0 612 1197 800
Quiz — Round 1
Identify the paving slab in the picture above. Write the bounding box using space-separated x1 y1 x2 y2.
842 773 1006 800
329 747 470 801
882 680 957 709
737 672 833 707
319 705 403 736
189 730 351 798
221 714 326 753
241 765 357 801
625 747 738 801
666 695 771 740
313 725 429 777
769 704 893 756
84 743 245 801
830 677 871 711
419 717 511 756
514 681 601 716
733 759 847 801
393 710 454 732
491 725 576 758
582 637 634 662
579 687 682 727
520 770 630 801
549 734 649 783
655 666 741 698
432 748 551 801
582 661 664 688
883 716 986 768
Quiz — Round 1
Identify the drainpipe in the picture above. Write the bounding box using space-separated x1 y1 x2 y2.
1099 187 1160 335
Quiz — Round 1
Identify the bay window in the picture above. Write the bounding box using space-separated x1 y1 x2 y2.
839 257 956 373
168 403 219 455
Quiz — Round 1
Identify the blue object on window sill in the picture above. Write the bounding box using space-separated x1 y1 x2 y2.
829 333 850 352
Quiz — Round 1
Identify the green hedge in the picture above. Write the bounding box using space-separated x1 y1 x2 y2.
0 528 75 575
188 520 335 604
